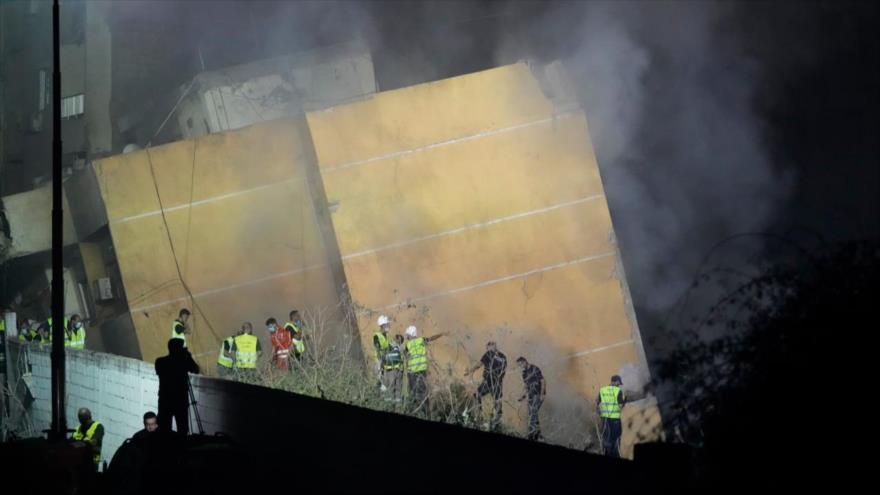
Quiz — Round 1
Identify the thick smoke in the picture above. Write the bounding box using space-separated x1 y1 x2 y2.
496 2 794 323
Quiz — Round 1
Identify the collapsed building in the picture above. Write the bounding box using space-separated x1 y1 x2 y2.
2 5 660 453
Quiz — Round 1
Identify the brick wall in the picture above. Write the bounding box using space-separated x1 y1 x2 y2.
6 340 161 463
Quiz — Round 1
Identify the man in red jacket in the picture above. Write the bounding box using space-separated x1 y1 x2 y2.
267 317 292 371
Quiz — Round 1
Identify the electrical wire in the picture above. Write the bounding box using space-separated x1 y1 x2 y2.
143 146 220 348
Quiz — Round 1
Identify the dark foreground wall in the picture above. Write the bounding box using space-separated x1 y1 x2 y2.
189 375 644 493
3 341 661 493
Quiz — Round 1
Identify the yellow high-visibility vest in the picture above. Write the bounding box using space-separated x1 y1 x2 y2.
70 325 86 350
599 385 623 419
47 317 71 346
374 331 389 362
233 334 258 369
72 421 102 465
217 336 234 368
384 343 403 370
406 337 427 373
171 320 186 347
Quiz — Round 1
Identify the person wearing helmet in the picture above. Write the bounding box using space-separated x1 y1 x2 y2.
373 315 392 383
404 325 447 414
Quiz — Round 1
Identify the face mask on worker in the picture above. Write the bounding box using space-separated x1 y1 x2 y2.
268 324 276 332
75 322 82 329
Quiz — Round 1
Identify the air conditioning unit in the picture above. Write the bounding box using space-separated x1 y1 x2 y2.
96 277 114 301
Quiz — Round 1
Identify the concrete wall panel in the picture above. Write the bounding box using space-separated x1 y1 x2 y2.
309 63 659 450
94 118 340 367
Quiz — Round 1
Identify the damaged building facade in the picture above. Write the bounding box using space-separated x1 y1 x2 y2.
2 2 660 456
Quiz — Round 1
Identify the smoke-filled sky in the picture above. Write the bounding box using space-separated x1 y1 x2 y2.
38 1 880 353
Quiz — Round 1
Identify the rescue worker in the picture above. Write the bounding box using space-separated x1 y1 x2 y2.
171 308 190 347
285 309 309 361
216 329 239 378
268 317 292 371
516 357 546 441
283 310 301 339
17 319 39 342
71 407 104 469
374 315 392 383
382 334 405 401
597 375 626 458
37 320 52 345
45 315 68 346
404 325 446 413
231 321 260 381
67 314 86 350
155 338 200 435
465 341 507 431
291 325 306 363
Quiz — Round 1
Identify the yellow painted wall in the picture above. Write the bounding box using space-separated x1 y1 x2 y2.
94 118 340 369
308 63 661 455
95 62 660 455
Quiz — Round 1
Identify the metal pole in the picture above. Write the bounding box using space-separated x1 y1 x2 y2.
49 0 66 442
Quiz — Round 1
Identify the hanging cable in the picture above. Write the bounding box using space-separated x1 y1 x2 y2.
143 146 220 347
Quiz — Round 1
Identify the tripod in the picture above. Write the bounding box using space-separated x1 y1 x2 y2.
187 374 205 435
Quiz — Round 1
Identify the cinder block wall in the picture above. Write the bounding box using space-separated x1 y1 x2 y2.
8 341 160 464
5 340 657 493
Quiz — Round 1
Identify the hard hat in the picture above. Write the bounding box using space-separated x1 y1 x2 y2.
405 325 417 337
377 315 390 327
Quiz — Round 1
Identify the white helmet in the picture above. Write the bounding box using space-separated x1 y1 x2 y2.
377 315 390 327
405 325 417 337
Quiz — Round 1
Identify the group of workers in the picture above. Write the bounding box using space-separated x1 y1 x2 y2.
168 308 309 378
10 305 626 459
371 313 626 453
11 313 87 349
371 314 552 441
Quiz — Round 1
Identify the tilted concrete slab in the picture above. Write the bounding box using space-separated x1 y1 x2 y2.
93 119 341 368
93 62 661 455
308 63 661 455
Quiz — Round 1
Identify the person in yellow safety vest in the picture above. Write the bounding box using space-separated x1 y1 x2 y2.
67 314 86 350
71 407 104 470
373 315 391 386
284 309 308 362
46 316 69 346
597 375 626 458
383 334 405 401
17 319 39 343
404 325 447 414
231 322 261 381
216 328 240 379
172 308 191 347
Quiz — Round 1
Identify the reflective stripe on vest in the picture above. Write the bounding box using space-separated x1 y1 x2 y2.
76 327 86 349
293 338 305 355
171 320 186 347
234 334 258 368
406 337 427 373
374 331 389 362
284 321 299 334
48 317 71 346
384 343 403 370
217 336 234 368
599 385 622 419
72 421 102 464
69 327 86 349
